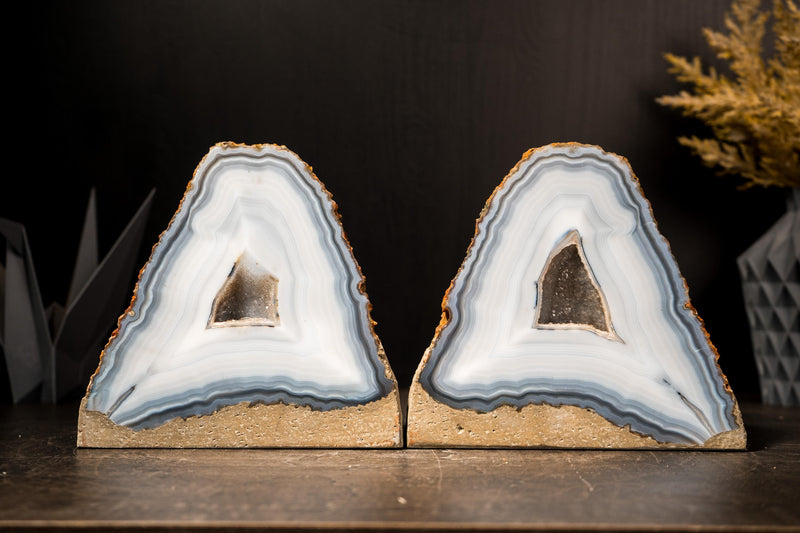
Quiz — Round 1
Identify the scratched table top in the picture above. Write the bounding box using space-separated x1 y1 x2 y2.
1 400 799 532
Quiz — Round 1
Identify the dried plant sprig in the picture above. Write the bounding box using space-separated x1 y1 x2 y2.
657 0 800 189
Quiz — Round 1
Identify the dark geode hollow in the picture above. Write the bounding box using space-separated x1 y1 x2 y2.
208 252 280 328
535 231 612 336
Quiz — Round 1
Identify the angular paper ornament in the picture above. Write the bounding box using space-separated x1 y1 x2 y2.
0 220 48 402
1 189 154 403
408 143 746 449
78 143 402 448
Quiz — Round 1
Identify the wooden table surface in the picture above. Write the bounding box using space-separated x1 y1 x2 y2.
1 400 799 532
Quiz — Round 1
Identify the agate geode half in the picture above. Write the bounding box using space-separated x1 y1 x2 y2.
78 143 401 447
408 143 745 449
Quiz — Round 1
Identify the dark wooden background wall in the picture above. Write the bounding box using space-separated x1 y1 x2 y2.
3 0 786 402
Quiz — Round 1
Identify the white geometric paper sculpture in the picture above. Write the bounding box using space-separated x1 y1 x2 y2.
1 189 153 403
408 143 746 449
78 143 402 447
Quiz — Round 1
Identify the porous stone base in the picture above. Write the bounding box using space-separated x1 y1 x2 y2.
407 377 745 450
77 389 402 448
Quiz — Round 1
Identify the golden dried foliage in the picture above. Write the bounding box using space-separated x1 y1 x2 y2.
657 0 800 188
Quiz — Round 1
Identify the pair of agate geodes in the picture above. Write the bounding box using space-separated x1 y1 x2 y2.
77 143 746 449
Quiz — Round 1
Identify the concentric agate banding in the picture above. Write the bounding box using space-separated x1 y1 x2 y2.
85 143 395 430
418 143 741 445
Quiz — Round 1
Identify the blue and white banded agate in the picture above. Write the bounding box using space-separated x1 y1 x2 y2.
416 144 742 446
85 143 395 430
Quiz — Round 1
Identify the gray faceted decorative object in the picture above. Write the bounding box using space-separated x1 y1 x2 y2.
738 189 800 407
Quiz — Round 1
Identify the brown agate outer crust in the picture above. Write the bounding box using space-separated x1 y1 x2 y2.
408 349 745 449
78 389 402 449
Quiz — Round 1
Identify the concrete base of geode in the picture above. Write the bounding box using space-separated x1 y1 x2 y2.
407 377 746 450
77 389 402 448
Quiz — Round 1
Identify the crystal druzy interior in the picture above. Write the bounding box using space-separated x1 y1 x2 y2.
534 230 617 339
84 143 394 430
416 144 741 445
208 252 280 328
